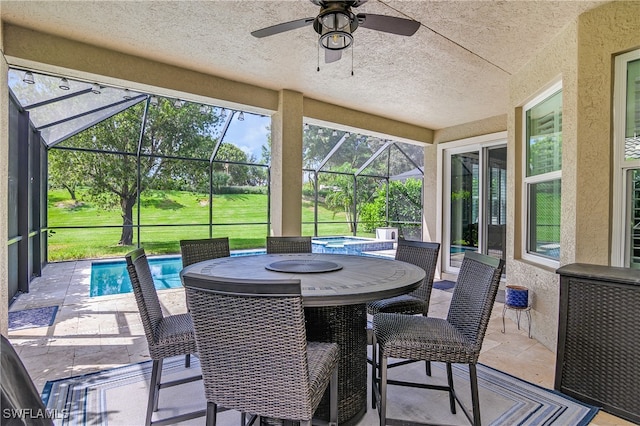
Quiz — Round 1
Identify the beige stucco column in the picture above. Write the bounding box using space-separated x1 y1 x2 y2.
422 144 438 243
270 90 304 236
1 19 10 335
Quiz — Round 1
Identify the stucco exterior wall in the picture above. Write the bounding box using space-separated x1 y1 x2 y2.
575 1 640 264
507 19 578 351
507 0 640 351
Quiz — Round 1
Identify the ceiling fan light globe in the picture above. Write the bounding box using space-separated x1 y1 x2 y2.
320 29 352 50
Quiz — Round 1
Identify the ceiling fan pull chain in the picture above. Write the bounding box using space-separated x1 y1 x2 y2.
351 41 354 76
317 36 321 72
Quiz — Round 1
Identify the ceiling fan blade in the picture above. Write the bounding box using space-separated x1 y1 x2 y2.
251 17 315 38
357 13 420 36
325 49 342 63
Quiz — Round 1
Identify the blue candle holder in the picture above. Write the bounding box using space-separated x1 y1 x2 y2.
505 285 528 308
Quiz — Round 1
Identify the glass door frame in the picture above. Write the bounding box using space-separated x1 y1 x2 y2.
438 132 507 274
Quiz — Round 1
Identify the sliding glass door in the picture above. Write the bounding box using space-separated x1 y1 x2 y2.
444 143 506 271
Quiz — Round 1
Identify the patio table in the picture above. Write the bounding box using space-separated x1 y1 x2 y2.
180 252 425 426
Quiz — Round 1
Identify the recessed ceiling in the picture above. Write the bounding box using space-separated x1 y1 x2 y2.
0 0 609 130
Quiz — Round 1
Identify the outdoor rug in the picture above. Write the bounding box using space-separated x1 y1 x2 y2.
433 279 456 291
42 355 598 426
9 305 58 331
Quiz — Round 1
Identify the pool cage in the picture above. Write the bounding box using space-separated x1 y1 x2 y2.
6 68 424 301
302 126 424 240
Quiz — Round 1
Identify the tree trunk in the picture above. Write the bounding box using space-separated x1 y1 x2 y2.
64 184 76 201
119 195 137 246
345 207 355 232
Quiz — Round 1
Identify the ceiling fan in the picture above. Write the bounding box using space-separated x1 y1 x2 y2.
251 0 421 64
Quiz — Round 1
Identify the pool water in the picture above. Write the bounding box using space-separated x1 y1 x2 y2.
312 236 371 246
90 250 265 297
312 236 394 254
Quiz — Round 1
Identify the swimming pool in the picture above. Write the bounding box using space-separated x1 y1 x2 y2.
311 236 394 254
90 238 395 297
90 249 266 297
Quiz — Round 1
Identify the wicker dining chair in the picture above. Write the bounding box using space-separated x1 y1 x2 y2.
367 240 440 316
182 274 339 426
125 248 205 426
266 236 312 254
180 237 230 268
371 251 505 426
179 237 230 368
366 240 440 385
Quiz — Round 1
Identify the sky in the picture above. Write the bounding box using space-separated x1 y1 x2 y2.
222 112 271 161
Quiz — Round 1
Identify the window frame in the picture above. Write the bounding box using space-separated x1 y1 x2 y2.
521 81 563 269
612 49 640 267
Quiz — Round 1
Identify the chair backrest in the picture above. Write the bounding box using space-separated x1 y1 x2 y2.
1 335 53 426
395 239 440 305
126 248 164 347
447 251 505 358
180 237 230 267
266 236 312 254
182 273 315 420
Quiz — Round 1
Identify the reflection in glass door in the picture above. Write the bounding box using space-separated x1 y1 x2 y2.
447 145 507 270
450 152 479 268
485 147 507 261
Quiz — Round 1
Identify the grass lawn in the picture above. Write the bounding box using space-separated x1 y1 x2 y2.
48 188 355 261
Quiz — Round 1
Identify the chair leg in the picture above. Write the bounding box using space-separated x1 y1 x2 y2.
206 401 217 426
152 359 163 411
469 364 481 426
329 366 338 426
146 359 161 426
446 363 456 414
185 353 191 368
425 360 431 376
371 335 378 409
379 356 388 426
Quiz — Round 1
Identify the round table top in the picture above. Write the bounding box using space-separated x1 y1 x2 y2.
180 253 426 307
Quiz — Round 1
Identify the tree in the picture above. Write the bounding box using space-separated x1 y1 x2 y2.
52 98 223 245
359 179 423 236
214 143 249 185
321 163 380 232
48 149 85 201
324 167 357 229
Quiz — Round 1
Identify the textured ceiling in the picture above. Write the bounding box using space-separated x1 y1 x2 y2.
1 0 609 130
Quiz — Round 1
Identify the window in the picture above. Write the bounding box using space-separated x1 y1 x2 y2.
522 84 562 266
612 50 640 268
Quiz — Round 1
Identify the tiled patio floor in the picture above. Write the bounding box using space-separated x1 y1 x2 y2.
7 260 631 425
